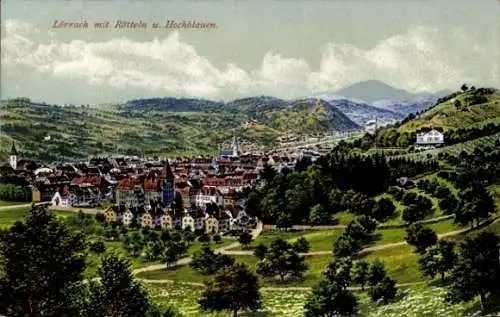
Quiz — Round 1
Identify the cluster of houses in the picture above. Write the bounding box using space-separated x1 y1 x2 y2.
2 140 317 233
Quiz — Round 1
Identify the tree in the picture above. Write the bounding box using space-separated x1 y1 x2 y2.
357 216 377 234
402 204 426 223
253 243 268 260
199 263 261 317
323 257 353 288
89 239 106 254
0 205 86 316
293 236 310 253
368 276 397 303
447 232 500 312
144 240 165 261
84 254 151 317
238 231 252 247
304 258 357 317
461 83 468 92
418 240 456 281
367 260 387 286
304 279 357 317
123 231 145 257
190 245 235 275
256 238 307 282
309 204 330 225
351 260 370 290
453 99 462 110
197 233 211 243
405 223 437 253
163 240 188 268
365 260 397 303
182 230 196 244
333 234 361 258
213 234 222 244
373 198 396 221
455 185 496 228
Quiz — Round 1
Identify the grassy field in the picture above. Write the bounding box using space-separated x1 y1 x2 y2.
0 200 29 206
137 254 332 288
0 206 74 227
232 230 307 251
146 282 481 317
288 230 344 252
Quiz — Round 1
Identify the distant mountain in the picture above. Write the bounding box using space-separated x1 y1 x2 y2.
334 80 452 103
315 94 404 126
372 99 437 117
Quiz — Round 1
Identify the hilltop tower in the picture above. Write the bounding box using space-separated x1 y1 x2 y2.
9 142 18 170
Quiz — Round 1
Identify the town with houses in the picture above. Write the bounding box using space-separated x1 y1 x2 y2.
3 126 446 236
2 136 321 235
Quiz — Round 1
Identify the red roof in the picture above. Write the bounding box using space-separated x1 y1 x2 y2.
71 175 102 187
117 178 138 189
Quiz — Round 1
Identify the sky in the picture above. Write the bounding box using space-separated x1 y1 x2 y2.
1 0 499 104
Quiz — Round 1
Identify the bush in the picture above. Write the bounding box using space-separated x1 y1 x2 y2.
238 232 252 246
198 233 211 243
213 234 222 244
95 213 105 222
292 237 310 253
368 276 397 303
0 184 31 202
89 240 106 253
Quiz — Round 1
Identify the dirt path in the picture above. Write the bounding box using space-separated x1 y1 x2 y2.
49 206 102 214
135 217 498 276
0 203 32 210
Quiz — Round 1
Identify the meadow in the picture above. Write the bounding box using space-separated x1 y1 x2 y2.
146 282 482 317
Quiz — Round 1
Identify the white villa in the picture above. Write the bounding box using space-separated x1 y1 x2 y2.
415 129 444 149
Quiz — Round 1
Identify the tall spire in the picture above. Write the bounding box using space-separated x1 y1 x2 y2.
10 142 18 156
231 133 239 157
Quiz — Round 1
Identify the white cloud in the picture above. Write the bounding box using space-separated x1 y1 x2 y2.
1 19 496 100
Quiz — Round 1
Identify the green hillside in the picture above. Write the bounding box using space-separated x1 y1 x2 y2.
350 88 500 150
0 98 358 161
398 88 500 132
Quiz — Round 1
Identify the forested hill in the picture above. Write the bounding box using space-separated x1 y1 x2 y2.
0 96 359 161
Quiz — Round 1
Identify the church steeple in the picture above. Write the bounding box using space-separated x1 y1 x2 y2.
10 142 18 156
9 141 18 170
231 134 239 157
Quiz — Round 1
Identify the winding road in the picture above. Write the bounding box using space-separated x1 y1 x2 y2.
132 219 263 275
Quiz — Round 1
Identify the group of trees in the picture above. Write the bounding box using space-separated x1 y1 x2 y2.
417 179 460 215
190 245 235 275
440 146 499 189
443 123 500 146
0 183 31 202
254 238 308 282
387 186 434 223
0 205 178 316
248 152 437 229
304 257 397 316
405 219 500 313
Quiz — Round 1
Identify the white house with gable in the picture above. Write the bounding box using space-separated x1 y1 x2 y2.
415 129 444 149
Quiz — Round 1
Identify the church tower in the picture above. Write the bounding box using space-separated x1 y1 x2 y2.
160 160 175 203
231 134 239 157
9 142 18 170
